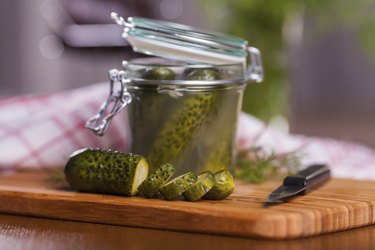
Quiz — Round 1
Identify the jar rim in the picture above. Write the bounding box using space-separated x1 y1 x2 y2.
122 57 248 86
125 57 245 68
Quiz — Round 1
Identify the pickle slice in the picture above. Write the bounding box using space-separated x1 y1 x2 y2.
202 169 235 200
159 172 197 200
182 171 215 201
138 163 175 197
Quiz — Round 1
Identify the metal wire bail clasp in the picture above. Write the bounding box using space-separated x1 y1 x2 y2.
85 69 132 136
246 46 264 83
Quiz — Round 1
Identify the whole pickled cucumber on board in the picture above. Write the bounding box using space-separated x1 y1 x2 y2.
137 163 175 197
147 68 222 171
202 169 235 200
64 148 149 196
182 171 215 201
159 172 197 200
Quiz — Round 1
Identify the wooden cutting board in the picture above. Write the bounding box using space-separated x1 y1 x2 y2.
0 170 374 239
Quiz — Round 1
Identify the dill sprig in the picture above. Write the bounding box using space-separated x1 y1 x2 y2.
234 122 305 184
235 146 303 183
44 167 67 185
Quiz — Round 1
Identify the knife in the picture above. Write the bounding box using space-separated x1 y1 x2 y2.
265 164 331 205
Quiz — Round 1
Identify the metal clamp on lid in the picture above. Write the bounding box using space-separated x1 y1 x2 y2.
247 47 264 83
85 69 132 136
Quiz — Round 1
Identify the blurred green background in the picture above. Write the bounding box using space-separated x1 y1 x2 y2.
201 0 375 123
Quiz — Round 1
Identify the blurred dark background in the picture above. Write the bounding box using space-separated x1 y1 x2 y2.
0 0 205 94
1 0 375 148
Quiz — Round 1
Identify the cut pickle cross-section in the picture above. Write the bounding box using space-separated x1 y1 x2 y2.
202 169 235 200
159 172 197 200
182 171 215 201
138 163 175 197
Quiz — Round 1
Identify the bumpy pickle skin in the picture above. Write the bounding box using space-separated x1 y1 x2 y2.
137 163 175 198
141 66 176 81
146 68 222 172
200 85 243 173
159 172 198 200
200 101 240 173
184 68 221 81
147 93 218 171
182 171 215 201
202 169 235 200
201 139 233 173
64 148 149 196
129 66 177 156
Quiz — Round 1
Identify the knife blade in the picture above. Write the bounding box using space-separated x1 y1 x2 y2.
265 164 331 206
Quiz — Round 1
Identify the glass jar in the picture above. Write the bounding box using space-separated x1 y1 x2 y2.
86 13 264 175
127 57 246 174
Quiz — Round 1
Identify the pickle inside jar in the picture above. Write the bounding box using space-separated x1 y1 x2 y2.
128 65 240 175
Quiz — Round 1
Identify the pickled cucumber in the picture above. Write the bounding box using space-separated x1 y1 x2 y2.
199 84 242 173
185 68 221 81
147 94 217 171
146 68 222 172
159 172 197 200
200 138 233 173
129 66 176 158
142 66 176 80
182 171 215 201
137 163 175 197
202 169 235 200
64 148 149 196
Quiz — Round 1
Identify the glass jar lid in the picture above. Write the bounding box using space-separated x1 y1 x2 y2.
111 13 263 83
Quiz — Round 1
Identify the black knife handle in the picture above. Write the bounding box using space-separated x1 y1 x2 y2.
283 164 331 195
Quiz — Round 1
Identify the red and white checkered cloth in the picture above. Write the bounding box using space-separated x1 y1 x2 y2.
1 83 374 179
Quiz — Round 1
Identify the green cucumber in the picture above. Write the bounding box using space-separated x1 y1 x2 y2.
202 169 235 200
130 66 178 173
200 89 239 173
185 68 221 81
142 66 176 80
146 68 222 172
137 163 175 197
146 93 217 171
64 148 149 196
159 172 197 200
182 171 215 201
201 139 233 173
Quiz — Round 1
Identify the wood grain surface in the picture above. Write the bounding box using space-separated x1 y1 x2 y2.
1 213 375 250
0 170 374 239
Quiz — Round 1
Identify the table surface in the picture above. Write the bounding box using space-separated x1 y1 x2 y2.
0 213 374 250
